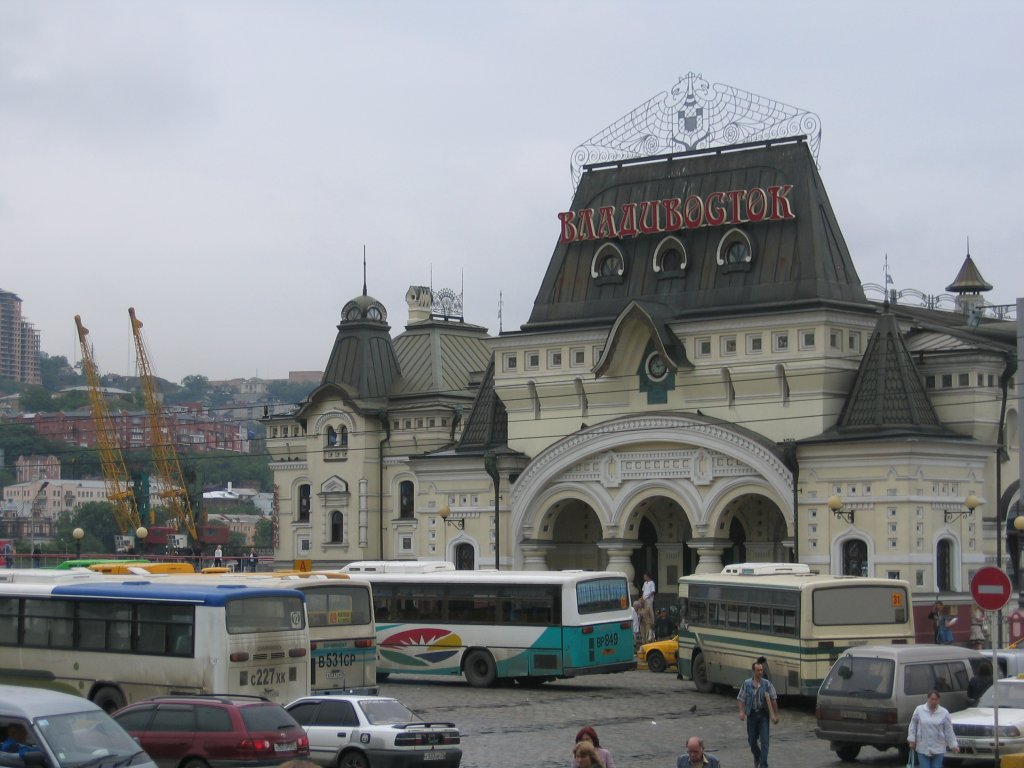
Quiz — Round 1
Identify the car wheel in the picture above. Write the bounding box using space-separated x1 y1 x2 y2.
339 750 369 768
182 759 211 768
464 649 497 688
835 744 861 762
693 651 714 693
91 685 126 713
647 651 667 674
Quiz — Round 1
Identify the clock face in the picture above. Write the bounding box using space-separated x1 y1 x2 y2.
646 353 668 380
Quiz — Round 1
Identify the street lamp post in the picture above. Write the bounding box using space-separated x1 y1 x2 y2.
72 527 84 560
483 451 500 570
136 526 149 558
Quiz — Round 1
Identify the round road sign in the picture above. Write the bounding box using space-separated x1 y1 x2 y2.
971 566 1013 612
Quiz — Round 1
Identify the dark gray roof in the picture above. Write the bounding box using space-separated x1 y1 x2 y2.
455 357 508 452
815 307 963 442
319 292 401 400
524 137 869 331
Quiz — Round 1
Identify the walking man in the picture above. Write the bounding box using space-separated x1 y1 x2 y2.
737 657 779 768
677 736 720 768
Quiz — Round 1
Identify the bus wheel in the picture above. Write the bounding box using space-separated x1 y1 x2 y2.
692 652 714 693
339 750 369 768
92 686 125 713
647 651 667 673
375 671 390 682
464 650 497 687
835 744 861 762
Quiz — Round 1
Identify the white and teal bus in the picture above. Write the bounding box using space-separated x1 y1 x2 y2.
339 563 636 687
677 563 914 696
0 569 310 709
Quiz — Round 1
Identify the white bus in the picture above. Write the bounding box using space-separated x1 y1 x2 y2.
194 571 378 695
0 569 310 710
677 563 914 696
339 562 636 687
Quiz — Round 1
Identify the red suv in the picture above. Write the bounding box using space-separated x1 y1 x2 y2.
113 694 309 768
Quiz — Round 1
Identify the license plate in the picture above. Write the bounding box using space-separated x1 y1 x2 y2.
423 752 446 761
840 710 867 720
274 743 297 752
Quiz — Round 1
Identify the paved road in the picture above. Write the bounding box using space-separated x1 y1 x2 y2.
378 669 908 768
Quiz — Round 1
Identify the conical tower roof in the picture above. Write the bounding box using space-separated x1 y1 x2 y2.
830 308 959 438
946 252 993 293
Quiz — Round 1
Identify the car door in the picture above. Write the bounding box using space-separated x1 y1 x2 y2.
141 705 197 768
289 700 359 766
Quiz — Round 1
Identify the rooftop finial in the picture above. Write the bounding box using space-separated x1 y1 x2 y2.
883 253 893 308
362 245 367 296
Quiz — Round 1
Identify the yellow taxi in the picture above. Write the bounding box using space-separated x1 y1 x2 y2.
637 636 679 673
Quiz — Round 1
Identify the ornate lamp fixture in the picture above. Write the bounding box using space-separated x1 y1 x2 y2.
945 494 981 524
438 506 464 530
828 495 854 525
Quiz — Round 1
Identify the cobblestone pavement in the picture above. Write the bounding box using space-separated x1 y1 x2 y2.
378 669 908 768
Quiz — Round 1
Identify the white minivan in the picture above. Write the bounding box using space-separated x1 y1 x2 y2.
0 685 156 768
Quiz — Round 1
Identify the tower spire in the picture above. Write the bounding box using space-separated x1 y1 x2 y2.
362 245 367 296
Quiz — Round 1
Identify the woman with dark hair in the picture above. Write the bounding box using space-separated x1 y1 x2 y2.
571 726 616 768
908 689 959 768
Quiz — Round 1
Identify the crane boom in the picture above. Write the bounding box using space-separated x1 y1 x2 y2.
128 307 200 543
74 315 141 534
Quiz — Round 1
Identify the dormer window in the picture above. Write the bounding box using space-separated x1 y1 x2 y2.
717 228 753 273
653 237 687 280
346 307 362 320
591 243 626 285
367 306 383 320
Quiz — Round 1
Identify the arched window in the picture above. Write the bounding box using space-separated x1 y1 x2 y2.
330 511 343 543
399 481 414 518
340 426 349 448
937 539 953 592
326 427 337 446
298 484 311 523
842 538 868 576
456 542 475 570
716 228 753 272
591 244 625 284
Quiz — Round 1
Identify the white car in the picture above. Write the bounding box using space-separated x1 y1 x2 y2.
948 677 1024 760
286 694 461 768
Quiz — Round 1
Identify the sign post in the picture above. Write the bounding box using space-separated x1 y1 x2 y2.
971 567 1012 763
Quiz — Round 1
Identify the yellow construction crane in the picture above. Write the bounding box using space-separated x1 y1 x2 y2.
128 307 200 544
74 315 142 534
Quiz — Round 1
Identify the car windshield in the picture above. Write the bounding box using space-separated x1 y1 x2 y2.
358 700 419 725
35 709 145 768
819 656 895 698
977 681 1024 709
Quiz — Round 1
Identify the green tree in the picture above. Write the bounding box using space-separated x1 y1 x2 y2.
267 380 315 406
40 354 83 392
52 502 124 556
20 385 52 411
179 374 210 402
254 517 273 550
52 389 90 411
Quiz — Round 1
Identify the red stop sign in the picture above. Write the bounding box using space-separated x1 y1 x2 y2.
971 566 1013 611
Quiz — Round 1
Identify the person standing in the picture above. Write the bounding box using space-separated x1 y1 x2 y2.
213 545 223 568
676 736 720 768
738 657 779 768
969 605 989 650
248 550 257 572
908 689 959 768
571 741 604 768
2 541 13 569
928 601 952 644
630 600 641 652
641 573 656 612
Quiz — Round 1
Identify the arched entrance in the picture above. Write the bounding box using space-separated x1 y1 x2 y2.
547 499 607 571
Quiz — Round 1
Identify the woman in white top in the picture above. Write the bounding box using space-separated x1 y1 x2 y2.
908 689 959 768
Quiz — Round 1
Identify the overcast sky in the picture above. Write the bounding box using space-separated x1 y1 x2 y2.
2 0 1021 383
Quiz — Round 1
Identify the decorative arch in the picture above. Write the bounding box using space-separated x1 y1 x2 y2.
933 530 962 592
653 236 687 275
510 414 795 543
525 484 616 541
312 409 355 437
716 227 753 271
591 242 626 280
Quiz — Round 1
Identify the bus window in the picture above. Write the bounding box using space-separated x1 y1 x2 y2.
0 598 17 644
